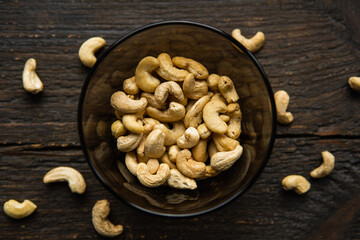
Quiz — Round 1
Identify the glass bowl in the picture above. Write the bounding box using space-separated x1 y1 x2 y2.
78 20 276 217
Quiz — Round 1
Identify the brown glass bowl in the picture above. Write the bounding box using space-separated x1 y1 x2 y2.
78 21 276 217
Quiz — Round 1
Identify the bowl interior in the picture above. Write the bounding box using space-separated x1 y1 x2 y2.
79 22 276 216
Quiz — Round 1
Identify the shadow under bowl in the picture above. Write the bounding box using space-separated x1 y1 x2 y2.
78 20 276 217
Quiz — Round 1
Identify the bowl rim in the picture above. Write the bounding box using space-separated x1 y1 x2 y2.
78 20 277 217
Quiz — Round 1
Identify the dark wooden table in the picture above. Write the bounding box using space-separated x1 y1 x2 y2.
1 0 360 239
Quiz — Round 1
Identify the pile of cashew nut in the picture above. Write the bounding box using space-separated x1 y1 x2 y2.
110 53 243 190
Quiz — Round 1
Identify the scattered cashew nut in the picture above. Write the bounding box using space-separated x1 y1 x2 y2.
177 127 200 149
43 166 86 194
136 163 170 187
123 76 140 95
348 76 360 92
92 199 123 237
111 91 147 114
156 53 189 81
218 76 239 103
167 169 197 190
79 37 106 67
22 58 44 94
183 73 208 100
282 175 311 195
232 29 265 53
172 56 209 80
274 90 294 124
310 151 335 178
3 199 37 219
135 56 161 92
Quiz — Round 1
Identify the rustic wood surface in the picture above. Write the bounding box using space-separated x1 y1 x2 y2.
1 0 359 239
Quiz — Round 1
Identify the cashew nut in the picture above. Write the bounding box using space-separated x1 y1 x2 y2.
141 92 167 110
160 152 177 169
147 159 160 175
136 163 170 187
79 37 106 67
282 175 311 195
3 199 37 219
172 56 209 80
226 103 242 139
154 81 185 105
135 56 161 92
167 169 197 190
117 132 143 152
144 129 166 158
213 133 239 151
110 91 147 114
310 151 335 178
176 149 206 178
211 144 243 171
192 139 208 163
348 76 360 92
184 95 211 128
274 90 294 124
146 102 185 122
123 76 140 95
206 74 220 92
92 199 123 237
168 145 181 162
232 29 265 53
183 73 208 100
203 98 228 134
43 166 86 194
197 123 212 140
22 58 44 94
208 140 219 158
156 53 189 81
177 127 200 149
218 76 239 103
153 122 186 146
211 92 227 105
125 151 139 176
122 115 144 133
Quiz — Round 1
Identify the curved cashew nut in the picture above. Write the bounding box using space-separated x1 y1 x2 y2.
168 145 181 162
110 91 147 114
141 92 167 110
154 81 185 105
184 95 211 128
232 29 265 53
3 199 37 219
153 122 186 146
117 132 143 152
192 139 208 163
310 151 335 178
22 58 44 94
125 151 139 176
92 199 123 237
79 37 106 67
183 73 208 100
122 115 144 133
146 102 185 122
160 152 177 169
211 144 243 171
43 166 86 194
203 98 228 134
226 103 242 139
136 163 170 187
206 74 220 92
111 120 127 138
218 76 239 103
147 159 160 175
282 175 311 195
172 56 209 80
274 90 294 124
135 56 160 92
176 149 206 178
213 133 239 151
156 53 189 81
167 169 197 190
123 76 139 95
348 76 360 92
197 123 212 140
177 127 200 149
144 129 166 158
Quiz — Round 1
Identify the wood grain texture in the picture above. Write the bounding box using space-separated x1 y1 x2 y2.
0 0 359 239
